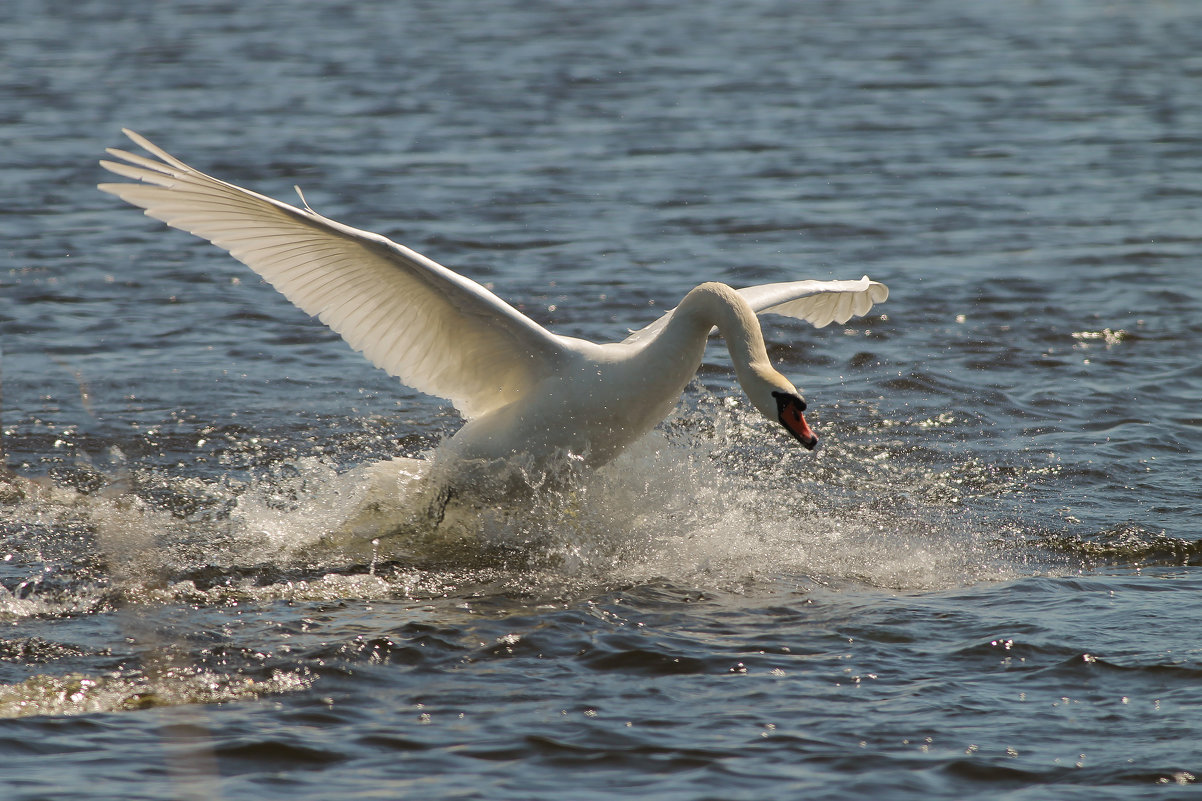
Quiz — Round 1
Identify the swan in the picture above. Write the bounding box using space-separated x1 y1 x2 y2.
98 130 888 497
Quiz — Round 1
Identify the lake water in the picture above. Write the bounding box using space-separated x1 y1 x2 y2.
2 0 1201 798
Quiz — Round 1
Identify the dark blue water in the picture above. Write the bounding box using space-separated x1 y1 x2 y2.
2 1 1201 798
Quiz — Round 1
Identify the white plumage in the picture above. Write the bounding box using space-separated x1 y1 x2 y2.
99 130 888 486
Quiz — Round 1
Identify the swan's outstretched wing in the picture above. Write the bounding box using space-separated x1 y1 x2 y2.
622 276 888 344
735 276 889 327
99 130 564 420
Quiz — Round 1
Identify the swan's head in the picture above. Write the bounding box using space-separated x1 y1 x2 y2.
740 364 818 451
770 389 818 450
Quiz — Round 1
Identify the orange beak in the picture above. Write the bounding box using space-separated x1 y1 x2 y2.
774 391 818 450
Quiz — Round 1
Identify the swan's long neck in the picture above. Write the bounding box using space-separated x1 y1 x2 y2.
644 282 787 418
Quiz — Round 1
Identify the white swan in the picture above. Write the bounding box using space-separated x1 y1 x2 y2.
99 130 888 494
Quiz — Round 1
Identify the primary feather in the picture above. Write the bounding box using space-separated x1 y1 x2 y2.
99 130 562 420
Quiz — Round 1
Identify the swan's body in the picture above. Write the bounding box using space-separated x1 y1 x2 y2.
99 130 888 496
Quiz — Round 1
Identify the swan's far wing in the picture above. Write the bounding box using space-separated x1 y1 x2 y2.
735 276 889 327
622 276 888 344
99 130 563 420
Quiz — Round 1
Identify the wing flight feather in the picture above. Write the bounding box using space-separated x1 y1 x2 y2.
99 130 564 419
622 276 888 344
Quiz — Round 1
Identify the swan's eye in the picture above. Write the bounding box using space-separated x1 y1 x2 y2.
771 390 806 412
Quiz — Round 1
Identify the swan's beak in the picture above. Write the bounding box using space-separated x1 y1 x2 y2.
774 392 818 450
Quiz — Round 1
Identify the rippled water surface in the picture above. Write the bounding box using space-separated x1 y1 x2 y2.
2 1 1201 798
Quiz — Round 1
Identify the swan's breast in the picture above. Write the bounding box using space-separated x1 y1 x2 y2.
445 339 701 467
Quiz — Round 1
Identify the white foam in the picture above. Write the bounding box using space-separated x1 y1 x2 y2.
0 404 1019 617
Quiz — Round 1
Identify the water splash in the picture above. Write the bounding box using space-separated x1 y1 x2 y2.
0 398 1034 620
0 401 1053 721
